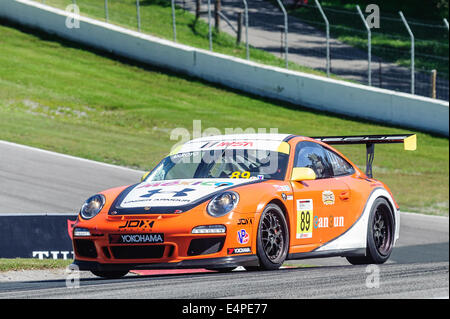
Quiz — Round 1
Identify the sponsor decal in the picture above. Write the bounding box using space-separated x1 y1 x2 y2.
237 229 250 244
201 141 254 149
227 247 251 255
137 180 235 189
329 215 344 228
33 251 74 260
322 190 335 205
313 216 345 228
109 233 164 244
237 218 253 225
118 219 155 231
140 188 196 198
120 178 254 209
274 185 290 192
171 151 200 160
296 199 313 239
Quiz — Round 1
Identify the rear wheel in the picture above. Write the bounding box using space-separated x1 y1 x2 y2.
91 270 129 279
347 198 394 265
246 203 289 271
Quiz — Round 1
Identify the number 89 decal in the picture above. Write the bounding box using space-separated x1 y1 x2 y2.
230 171 251 179
296 199 313 239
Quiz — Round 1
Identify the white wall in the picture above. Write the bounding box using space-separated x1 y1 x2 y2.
1 0 448 136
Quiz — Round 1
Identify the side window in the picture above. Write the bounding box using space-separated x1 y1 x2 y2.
294 142 333 179
324 149 355 177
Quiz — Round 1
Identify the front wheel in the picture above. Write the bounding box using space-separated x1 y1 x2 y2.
248 203 289 271
347 197 395 265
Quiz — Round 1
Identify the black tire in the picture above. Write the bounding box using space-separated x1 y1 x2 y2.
91 270 129 279
246 203 289 271
347 197 395 265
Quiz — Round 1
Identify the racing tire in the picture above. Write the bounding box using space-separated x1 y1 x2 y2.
246 203 289 271
91 270 129 279
347 197 395 265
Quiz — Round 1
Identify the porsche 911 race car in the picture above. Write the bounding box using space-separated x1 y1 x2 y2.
71 133 416 278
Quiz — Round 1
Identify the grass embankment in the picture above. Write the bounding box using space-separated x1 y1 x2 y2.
0 258 73 272
32 0 342 79
0 22 448 215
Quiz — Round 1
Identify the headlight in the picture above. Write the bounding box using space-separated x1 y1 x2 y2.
207 191 239 217
80 194 105 220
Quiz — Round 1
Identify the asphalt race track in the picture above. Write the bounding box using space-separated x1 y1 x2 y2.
0 141 448 299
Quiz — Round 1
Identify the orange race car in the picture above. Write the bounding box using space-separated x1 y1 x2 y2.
71 133 416 278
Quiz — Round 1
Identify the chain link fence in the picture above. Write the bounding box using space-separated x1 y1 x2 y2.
38 0 449 101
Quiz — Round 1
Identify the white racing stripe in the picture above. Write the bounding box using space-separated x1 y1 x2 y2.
315 188 398 252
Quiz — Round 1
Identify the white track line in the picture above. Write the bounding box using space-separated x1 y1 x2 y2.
0 140 144 173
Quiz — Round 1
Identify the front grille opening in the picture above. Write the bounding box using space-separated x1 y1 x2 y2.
188 237 225 256
110 245 165 259
74 239 98 258
167 245 175 257
102 246 111 259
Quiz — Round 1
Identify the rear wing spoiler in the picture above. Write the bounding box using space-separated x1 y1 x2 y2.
312 134 417 178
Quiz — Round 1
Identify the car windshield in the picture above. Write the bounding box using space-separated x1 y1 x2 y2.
146 149 289 181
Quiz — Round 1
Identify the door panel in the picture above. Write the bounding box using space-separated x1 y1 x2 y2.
290 178 351 248
288 140 354 253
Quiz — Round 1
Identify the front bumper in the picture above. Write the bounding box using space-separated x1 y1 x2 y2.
71 209 257 268
73 255 259 271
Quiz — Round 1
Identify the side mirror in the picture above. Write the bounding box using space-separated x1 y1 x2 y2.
141 172 150 182
291 167 316 182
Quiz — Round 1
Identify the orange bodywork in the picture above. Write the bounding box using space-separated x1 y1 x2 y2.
71 135 399 270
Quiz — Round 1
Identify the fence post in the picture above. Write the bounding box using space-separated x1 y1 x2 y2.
315 0 330 77
104 0 108 22
171 0 177 42
195 0 201 21
242 0 249 60
431 69 437 99
215 0 221 32
207 0 213 51
399 11 414 95
378 58 382 88
276 0 288 68
237 12 243 45
356 5 371 86
136 0 141 32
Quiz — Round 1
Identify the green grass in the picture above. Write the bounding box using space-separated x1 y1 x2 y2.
0 22 448 215
283 1 449 77
0 258 73 272
31 0 345 80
